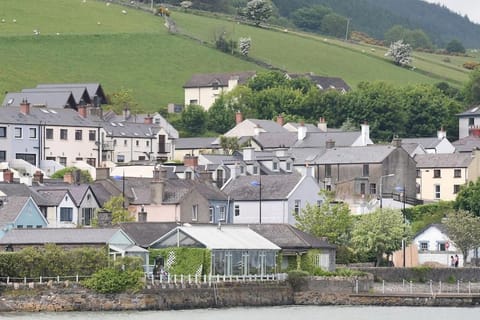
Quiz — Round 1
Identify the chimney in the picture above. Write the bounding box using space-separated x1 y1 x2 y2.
151 166 167 205
228 75 239 89
317 117 327 132
3 170 13 183
97 209 112 227
144 114 153 124
123 108 131 121
361 121 370 146
138 205 147 222
276 114 284 126
326 139 336 149
230 163 241 180
96 167 110 180
254 124 262 136
184 155 198 168
243 147 255 161
20 99 30 115
64 172 74 184
78 105 87 118
304 164 314 177
437 127 447 139
297 121 307 141
392 137 402 148
199 170 212 183
33 170 44 184
235 111 243 124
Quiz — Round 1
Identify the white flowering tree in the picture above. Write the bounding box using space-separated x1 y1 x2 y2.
385 40 412 67
239 37 251 56
243 0 272 26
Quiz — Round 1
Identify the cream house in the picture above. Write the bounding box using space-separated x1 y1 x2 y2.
183 71 255 110
415 151 480 202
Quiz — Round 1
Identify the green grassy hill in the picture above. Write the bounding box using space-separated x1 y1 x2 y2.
0 0 475 112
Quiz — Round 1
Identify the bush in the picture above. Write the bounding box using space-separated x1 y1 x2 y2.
287 270 309 291
83 268 144 293
50 167 92 183
463 61 480 70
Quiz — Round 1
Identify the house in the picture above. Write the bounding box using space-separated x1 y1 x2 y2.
119 222 178 248
248 224 336 272
457 105 480 139
35 83 107 105
286 73 351 93
221 169 322 225
0 196 48 238
173 137 221 161
402 129 455 154
313 139 418 213
0 228 149 265
149 224 280 276
2 92 77 109
452 135 480 153
21 87 92 106
413 224 462 267
183 71 256 110
414 151 480 202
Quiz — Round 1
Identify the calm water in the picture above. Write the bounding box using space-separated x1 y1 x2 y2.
1 305 479 319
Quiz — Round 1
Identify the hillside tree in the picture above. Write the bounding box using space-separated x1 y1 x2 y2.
444 210 480 262
446 39 466 54
239 37 252 56
454 178 480 216
243 0 272 26
180 104 207 136
385 40 412 67
291 5 331 32
463 69 480 105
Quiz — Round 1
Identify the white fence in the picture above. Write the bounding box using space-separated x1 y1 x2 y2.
371 279 480 295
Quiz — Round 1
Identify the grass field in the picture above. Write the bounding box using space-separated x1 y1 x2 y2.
0 0 477 112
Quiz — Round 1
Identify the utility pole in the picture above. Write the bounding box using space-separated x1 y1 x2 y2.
345 18 351 42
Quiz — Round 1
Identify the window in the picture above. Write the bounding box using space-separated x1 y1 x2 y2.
46 128 53 139
189 99 198 105
325 164 331 178
29 128 37 139
212 82 219 90
75 130 82 140
0 127 5 137
136 140 139 147
89 130 96 141
59 157 67 166
362 164 369 177
416 169 421 178
437 242 447 252
294 200 301 215
60 208 73 222
433 169 441 178
360 183 366 195
81 208 94 226
317 200 323 207
124 139 128 146
219 206 226 221
253 166 258 174
117 154 125 163
209 206 214 222
419 241 428 251
14 127 22 139
234 205 240 216
469 117 475 126
286 162 291 171
454 184 461 194
192 204 198 221
16 153 36 165
60 129 68 140
273 162 278 170
86 158 96 166
146 140 149 147
435 185 441 199
0 151 5 161
185 171 192 180
370 183 377 195
454 169 461 178
113 139 117 146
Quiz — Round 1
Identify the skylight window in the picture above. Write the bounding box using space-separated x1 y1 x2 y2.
111 122 117 127
40 109 49 113
50 110 57 114
471 107 479 112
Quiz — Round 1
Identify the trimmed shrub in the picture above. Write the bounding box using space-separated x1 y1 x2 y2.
463 61 480 70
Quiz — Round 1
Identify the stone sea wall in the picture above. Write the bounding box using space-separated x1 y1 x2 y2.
353 267 480 282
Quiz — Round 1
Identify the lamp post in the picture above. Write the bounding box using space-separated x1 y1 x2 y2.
402 185 406 267
379 173 395 209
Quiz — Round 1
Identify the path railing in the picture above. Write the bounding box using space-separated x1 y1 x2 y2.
370 279 480 295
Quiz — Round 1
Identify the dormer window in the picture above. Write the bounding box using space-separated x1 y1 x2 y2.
253 166 258 174
273 162 278 171
212 81 219 90
286 162 292 171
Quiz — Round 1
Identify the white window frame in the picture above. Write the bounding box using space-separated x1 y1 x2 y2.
192 204 198 221
14 127 22 139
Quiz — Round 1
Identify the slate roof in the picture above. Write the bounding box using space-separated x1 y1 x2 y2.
3 92 77 109
36 83 106 103
292 131 363 148
32 184 91 207
0 106 100 127
175 137 219 150
119 222 178 247
252 132 297 148
248 119 288 133
248 224 335 250
183 71 256 88
22 87 91 105
457 105 480 117
289 147 325 164
414 153 473 168
199 154 242 165
103 121 161 138
401 143 425 156
284 122 322 132
222 173 302 201
0 196 30 228
36 190 69 206
0 183 50 206
314 145 396 164
0 228 124 245
91 180 122 206
402 137 442 149
452 135 480 153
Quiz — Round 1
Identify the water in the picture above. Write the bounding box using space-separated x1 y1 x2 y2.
1 305 479 320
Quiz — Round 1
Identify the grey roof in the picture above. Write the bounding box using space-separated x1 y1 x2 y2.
36 83 106 102
183 71 256 88
222 174 302 200
0 196 30 228
0 183 50 206
457 105 480 117
414 153 473 168
293 131 362 148
22 87 91 105
36 189 69 206
3 92 76 109
284 122 322 132
401 143 425 156
289 147 326 164
175 137 219 150
252 132 297 148
248 224 335 250
120 222 178 247
248 119 288 133
0 228 124 245
0 105 100 127
91 179 122 206
414 223 448 239
32 184 91 207
200 154 242 165
103 121 161 138
402 137 442 149
452 135 480 153
315 145 396 164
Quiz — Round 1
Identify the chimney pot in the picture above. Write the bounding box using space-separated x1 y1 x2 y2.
3 169 13 183
235 111 243 124
276 114 284 126
78 105 87 118
20 99 30 115
144 114 153 124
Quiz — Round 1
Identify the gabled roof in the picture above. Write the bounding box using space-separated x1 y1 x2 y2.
183 71 256 88
401 143 426 157
248 224 335 250
36 83 106 103
32 184 93 207
0 228 129 245
248 119 288 133
402 137 443 149
0 183 50 206
3 92 77 109
0 106 100 127
284 122 322 133
120 222 178 247
289 147 326 164
314 145 397 164
103 121 161 139
452 135 480 153
252 132 297 149
36 189 70 206
151 225 280 250
414 223 448 239
222 173 302 201
22 87 91 105
457 105 480 117
0 196 30 227
199 154 242 165
414 153 473 168
293 131 364 148
175 137 219 150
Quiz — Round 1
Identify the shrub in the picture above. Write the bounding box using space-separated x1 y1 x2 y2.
287 270 309 291
50 167 92 183
83 268 144 293
463 61 480 70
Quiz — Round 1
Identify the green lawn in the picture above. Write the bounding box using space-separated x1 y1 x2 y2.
0 0 475 113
